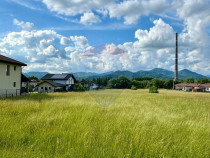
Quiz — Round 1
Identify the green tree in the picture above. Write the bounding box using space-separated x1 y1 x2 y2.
117 76 131 89
151 78 164 88
163 80 174 89
198 78 209 84
28 76 39 81
185 78 194 83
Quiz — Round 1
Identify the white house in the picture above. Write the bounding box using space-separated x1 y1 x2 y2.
36 74 77 93
175 83 188 91
0 54 27 97
36 80 66 93
175 83 210 92
201 83 210 92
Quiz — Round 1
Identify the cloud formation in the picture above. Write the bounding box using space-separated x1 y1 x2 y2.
13 19 35 30
41 0 171 25
80 12 101 24
1 0 210 75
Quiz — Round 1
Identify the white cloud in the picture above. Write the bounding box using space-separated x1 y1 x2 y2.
134 19 175 49
108 0 170 24
70 36 89 48
41 0 114 16
13 19 35 30
0 30 66 65
60 37 70 45
80 12 101 24
41 0 171 25
101 44 126 55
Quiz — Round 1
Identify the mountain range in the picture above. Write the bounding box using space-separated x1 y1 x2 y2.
24 68 209 81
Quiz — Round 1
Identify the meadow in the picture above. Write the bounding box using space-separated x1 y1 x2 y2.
0 89 209 157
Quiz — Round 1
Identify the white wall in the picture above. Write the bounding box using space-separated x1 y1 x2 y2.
0 62 22 97
37 82 55 93
66 77 74 84
205 88 210 92
184 87 192 91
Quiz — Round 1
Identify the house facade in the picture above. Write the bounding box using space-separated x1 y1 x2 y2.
175 83 188 91
175 83 210 92
36 80 66 93
0 54 27 97
201 83 210 92
36 74 77 93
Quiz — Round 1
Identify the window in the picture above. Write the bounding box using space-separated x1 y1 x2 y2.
49 87 51 90
41 87 43 89
14 66 16 71
6 65 10 76
13 82 16 87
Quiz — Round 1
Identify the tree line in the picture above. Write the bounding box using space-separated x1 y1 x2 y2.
79 76 210 90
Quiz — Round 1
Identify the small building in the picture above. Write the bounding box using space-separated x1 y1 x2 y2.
175 83 210 92
175 83 188 91
0 54 27 97
201 83 210 92
36 73 77 93
80 81 98 90
90 82 98 90
185 83 203 92
36 80 66 93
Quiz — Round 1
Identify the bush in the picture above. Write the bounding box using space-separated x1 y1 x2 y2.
149 86 159 93
75 84 85 92
131 85 137 90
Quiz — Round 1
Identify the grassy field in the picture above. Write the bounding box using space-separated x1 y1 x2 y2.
0 89 209 157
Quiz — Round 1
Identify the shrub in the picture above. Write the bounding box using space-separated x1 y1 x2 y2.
131 85 137 90
75 83 85 92
149 86 159 93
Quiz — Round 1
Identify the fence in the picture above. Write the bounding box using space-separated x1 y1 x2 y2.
0 89 27 98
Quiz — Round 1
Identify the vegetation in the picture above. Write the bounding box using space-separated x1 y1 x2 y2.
75 83 85 92
0 90 209 157
79 75 210 91
131 85 137 90
28 76 39 81
149 86 159 93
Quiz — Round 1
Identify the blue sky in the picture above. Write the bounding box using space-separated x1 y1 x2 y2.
0 0 209 75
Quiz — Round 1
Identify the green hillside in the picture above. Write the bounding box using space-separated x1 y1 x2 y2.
24 69 209 80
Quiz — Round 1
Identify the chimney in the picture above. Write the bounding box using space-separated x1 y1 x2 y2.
174 33 178 81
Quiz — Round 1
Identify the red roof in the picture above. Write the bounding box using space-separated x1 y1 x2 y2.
201 83 210 88
186 83 201 87
175 83 188 87
175 83 206 88
0 54 27 66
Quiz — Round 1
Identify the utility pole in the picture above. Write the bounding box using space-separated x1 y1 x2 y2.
173 33 178 89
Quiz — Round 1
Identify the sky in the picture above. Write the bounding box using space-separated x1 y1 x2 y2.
0 0 210 75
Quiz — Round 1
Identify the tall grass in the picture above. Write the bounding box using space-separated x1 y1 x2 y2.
0 90 209 157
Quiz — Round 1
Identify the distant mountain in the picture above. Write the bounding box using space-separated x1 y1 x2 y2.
149 68 174 76
206 75 210 77
178 69 208 80
24 72 48 79
133 70 173 80
105 71 134 78
23 68 209 80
